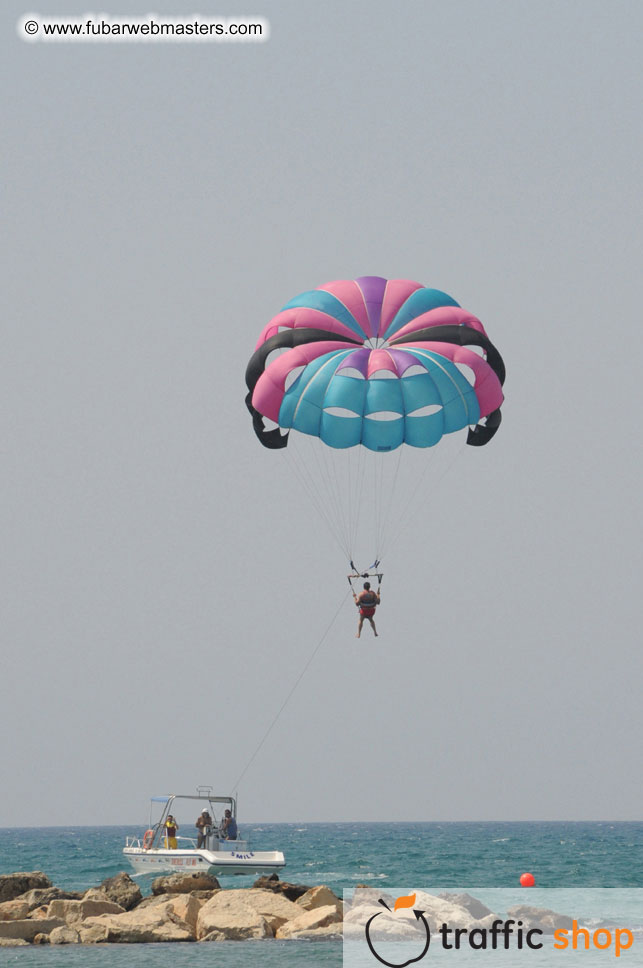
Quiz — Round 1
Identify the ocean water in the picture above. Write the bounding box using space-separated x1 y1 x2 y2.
2 822 642 966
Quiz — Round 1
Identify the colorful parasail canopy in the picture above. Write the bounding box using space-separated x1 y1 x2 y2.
246 276 505 453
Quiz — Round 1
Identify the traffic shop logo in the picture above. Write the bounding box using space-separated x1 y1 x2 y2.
365 894 430 967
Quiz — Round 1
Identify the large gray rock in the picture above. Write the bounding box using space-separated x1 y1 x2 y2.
438 893 494 920
134 894 171 910
49 925 81 944
80 903 194 943
296 885 343 917
276 904 342 939
344 892 498 941
165 894 203 933
218 889 302 935
253 874 312 902
0 899 30 921
98 872 142 911
343 905 421 941
47 897 125 924
20 887 82 911
77 922 110 944
245 890 303 934
0 917 65 942
0 872 52 903
152 872 220 895
134 895 205 933
82 889 112 902
507 905 574 934
197 892 272 940
347 888 396 910
410 892 499 932
282 923 343 940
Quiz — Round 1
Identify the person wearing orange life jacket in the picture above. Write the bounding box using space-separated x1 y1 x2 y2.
353 581 380 638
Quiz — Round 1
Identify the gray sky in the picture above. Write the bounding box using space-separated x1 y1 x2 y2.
3 0 642 826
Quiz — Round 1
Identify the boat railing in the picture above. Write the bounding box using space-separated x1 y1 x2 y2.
125 832 249 851
175 835 198 849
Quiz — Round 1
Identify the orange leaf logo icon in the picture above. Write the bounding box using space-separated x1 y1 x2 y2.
393 892 417 911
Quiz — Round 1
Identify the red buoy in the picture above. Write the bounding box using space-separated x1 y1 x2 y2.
520 872 535 887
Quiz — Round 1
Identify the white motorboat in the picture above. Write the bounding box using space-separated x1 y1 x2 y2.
123 789 285 877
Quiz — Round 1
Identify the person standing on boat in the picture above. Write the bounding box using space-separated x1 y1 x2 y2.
196 808 213 848
221 809 238 840
164 815 179 849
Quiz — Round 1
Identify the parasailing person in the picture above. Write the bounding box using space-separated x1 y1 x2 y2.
352 580 381 638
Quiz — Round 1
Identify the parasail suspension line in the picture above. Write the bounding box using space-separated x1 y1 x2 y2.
379 437 467 561
231 587 351 792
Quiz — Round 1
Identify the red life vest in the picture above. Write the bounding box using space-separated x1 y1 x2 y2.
359 591 377 617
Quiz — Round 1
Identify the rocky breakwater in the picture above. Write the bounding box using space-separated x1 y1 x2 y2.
0 870 343 946
343 888 500 941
